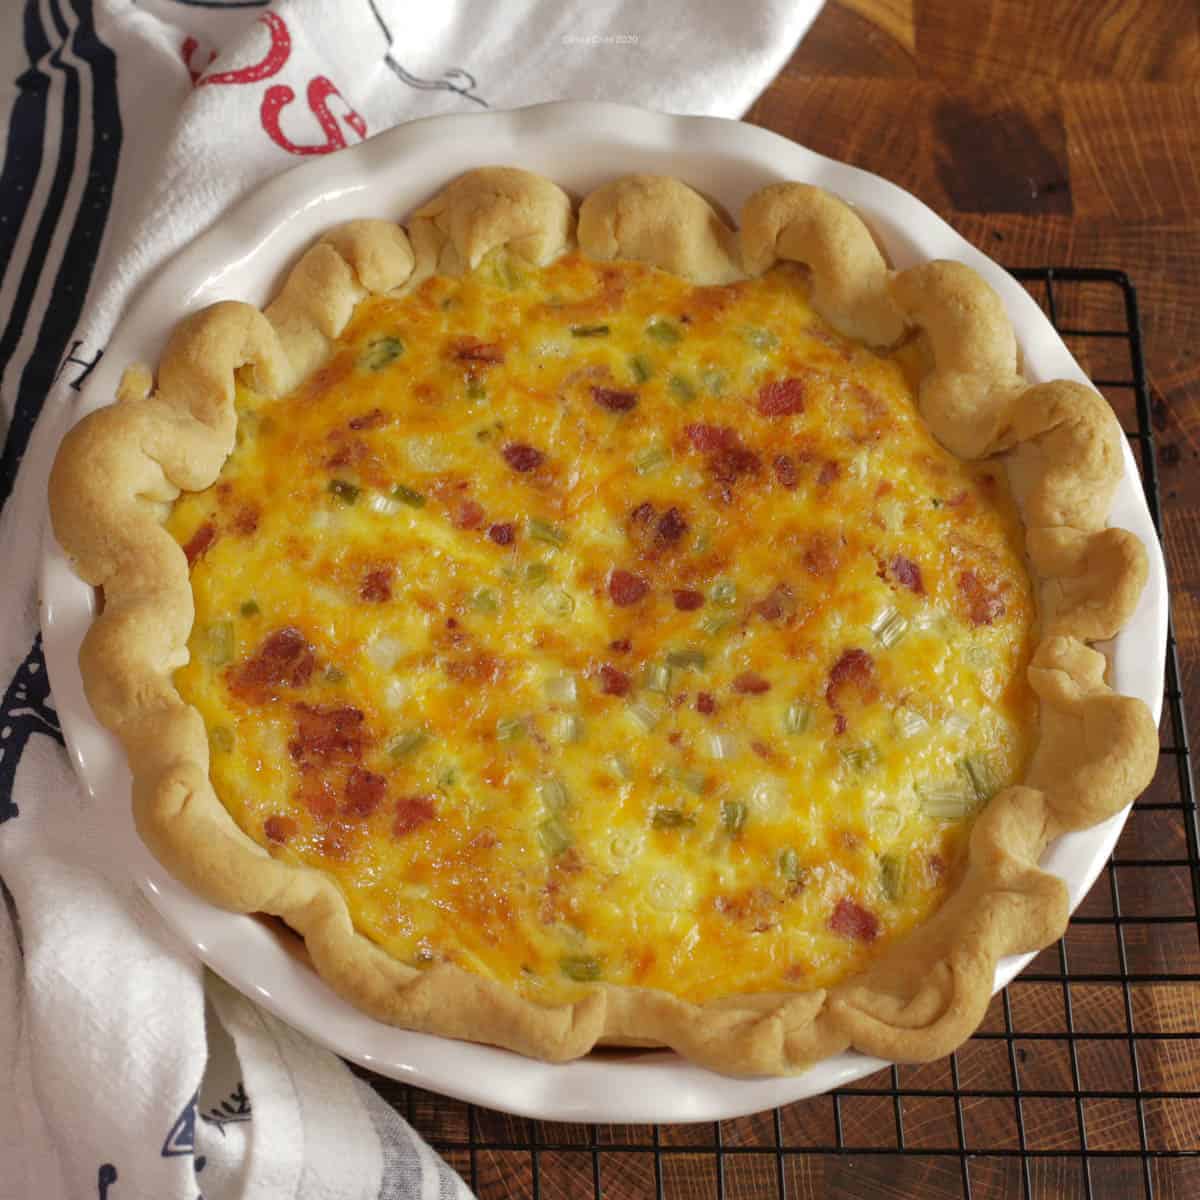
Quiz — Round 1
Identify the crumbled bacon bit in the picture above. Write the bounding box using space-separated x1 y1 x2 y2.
227 627 315 700
591 386 638 412
733 671 771 694
685 423 739 452
183 522 217 568
756 377 807 416
502 442 544 472
696 692 717 715
348 407 386 430
673 588 704 611
344 767 386 818
709 442 760 485
451 339 504 364
360 568 393 603
608 569 650 606
599 664 631 696
825 648 876 734
958 569 1006 626
289 704 367 766
453 498 485 530
299 776 337 819
325 436 366 469
393 795 436 837
946 490 969 507
829 898 880 942
609 638 632 653
890 554 925 595
233 505 259 536
630 501 656 527
655 506 688 545
803 532 841 577
488 522 516 545
751 739 776 761
754 583 795 622
264 814 297 843
773 454 798 489
817 460 840 486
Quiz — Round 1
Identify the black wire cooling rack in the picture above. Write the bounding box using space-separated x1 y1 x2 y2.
358 269 1198 1200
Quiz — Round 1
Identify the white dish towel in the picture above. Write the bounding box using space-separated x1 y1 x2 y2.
0 1 822 1196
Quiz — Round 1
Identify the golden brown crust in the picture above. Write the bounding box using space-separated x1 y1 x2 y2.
48 167 1159 1077
578 174 741 285
740 182 905 346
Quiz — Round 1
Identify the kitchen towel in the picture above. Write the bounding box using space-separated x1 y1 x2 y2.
0 1 822 1196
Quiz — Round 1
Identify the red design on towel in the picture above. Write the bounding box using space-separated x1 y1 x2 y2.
196 12 292 87
261 76 367 155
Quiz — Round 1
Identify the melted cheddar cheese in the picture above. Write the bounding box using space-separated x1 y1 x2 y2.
166 251 1038 1005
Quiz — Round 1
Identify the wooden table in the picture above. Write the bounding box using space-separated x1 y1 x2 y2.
362 3 1200 1195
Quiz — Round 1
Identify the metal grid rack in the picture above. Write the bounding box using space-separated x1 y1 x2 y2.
358 269 1198 1199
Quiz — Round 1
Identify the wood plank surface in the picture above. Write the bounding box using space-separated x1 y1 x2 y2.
361 4 1200 1194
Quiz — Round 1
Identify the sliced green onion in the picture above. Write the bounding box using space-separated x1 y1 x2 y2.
538 815 572 856
643 662 673 694
839 742 880 773
465 379 487 401
943 712 972 738
700 367 727 396
918 780 976 820
778 847 803 882
872 803 905 840
671 767 707 795
627 699 663 732
629 354 653 383
706 732 737 761
359 335 404 370
699 613 734 637
743 326 778 351
560 954 602 982
894 706 930 739
209 725 234 754
721 799 747 835
551 713 584 743
651 806 694 830
570 323 610 337
710 579 737 607
436 763 459 789
239 599 260 618
538 776 570 812
539 587 575 617
471 587 500 614
390 483 426 508
544 674 578 705
323 665 346 685
668 374 696 404
529 517 567 547
961 753 1000 802
605 754 633 782
388 730 429 759
879 852 906 901
201 620 234 667
646 318 681 345
784 701 813 735
524 561 551 587
634 444 669 476
496 717 526 743
328 479 359 505
367 492 403 516
666 648 707 671
871 606 909 649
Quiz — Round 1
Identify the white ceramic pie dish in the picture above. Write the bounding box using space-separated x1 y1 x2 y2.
40 101 1168 1123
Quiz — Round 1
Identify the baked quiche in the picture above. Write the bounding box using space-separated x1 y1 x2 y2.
49 168 1158 1075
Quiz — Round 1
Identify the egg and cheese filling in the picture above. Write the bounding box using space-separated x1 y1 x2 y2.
166 250 1037 1005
